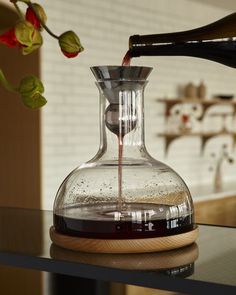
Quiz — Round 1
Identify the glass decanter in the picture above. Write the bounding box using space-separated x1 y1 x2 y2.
51 66 197 253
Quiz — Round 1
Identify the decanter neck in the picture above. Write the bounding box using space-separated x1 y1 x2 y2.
98 82 147 159
90 66 152 161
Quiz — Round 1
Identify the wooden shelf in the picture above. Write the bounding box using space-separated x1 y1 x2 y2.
157 98 236 105
157 98 236 155
157 98 236 120
158 131 236 137
158 131 236 155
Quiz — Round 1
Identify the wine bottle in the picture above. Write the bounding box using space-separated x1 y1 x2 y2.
128 13 236 68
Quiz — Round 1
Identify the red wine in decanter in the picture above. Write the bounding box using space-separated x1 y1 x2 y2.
54 204 194 239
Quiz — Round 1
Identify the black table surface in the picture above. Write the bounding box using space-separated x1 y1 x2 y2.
0 207 235 294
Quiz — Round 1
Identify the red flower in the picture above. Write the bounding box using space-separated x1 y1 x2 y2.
0 28 18 48
26 7 40 29
0 21 43 55
61 50 80 58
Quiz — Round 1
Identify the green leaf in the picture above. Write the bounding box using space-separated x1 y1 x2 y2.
19 75 44 97
15 21 35 46
21 93 47 109
21 29 43 55
19 75 47 108
15 21 43 55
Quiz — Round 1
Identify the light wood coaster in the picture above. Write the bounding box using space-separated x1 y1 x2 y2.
50 226 199 254
50 242 198 270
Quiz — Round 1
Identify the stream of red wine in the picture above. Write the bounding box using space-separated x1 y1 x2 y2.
117 52 132 210
118 135 124 211
122 50 132 66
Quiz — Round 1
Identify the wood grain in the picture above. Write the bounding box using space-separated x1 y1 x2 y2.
50 226 199 253
194 196 236 226
50 242 198 270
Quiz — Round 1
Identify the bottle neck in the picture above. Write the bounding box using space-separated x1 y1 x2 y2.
129 13 236 45
97 82 147 160
128 13 236 69
129 40 236 68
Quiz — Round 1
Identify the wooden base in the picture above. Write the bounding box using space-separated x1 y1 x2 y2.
50 226 199 254
50 242 199 270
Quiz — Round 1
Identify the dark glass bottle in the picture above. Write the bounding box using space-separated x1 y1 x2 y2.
128 13 236 68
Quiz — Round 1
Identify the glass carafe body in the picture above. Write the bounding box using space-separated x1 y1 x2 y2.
53 66 194 239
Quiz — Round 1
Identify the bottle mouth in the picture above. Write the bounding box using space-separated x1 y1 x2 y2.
91 66 153 82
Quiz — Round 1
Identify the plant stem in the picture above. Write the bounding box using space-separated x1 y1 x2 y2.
0 68 18 93
28 2 59 40
40 21 59 40
13 2 24 19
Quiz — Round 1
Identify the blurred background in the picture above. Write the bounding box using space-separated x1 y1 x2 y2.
0 0 236 294
40 0 236 210
1 0 236 209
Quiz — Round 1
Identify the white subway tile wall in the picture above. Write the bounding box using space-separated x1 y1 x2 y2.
40 0 236 209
